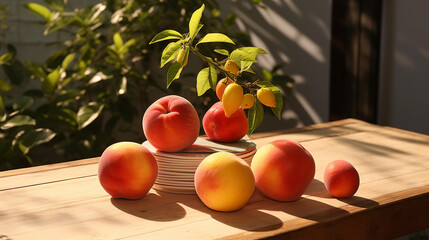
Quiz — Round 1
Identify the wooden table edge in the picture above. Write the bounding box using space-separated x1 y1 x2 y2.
222 185 429 240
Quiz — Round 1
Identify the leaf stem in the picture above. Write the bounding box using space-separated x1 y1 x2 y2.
188 45 260 92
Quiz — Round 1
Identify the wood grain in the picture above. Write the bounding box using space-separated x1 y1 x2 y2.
0 119 428 240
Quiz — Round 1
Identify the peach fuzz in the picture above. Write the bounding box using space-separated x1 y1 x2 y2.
143 95 200 152
203 101 248 143
194 152 255 212
98 142 158 200
251 139 315 201
324 160 360 198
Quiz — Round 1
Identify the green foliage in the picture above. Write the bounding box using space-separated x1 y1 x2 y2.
0 0 254 170
0 0 293 170
150 4 293 134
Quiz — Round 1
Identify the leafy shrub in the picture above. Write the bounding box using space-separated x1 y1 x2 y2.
0 0 293 170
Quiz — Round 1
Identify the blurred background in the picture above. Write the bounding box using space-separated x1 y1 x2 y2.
0 0 428 169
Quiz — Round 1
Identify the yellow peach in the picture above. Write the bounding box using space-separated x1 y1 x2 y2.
194 152 255 212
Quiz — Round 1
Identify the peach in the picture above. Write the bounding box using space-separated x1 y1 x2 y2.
143 95 200 152
324 160 360 198
251 139 315 201
202 101 248 142
194 151 255 212
98 142 158 199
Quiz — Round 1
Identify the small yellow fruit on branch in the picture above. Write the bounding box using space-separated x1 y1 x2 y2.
224 60 239 76
241 93 255 109
177 48 188 66
222 83 243 117
257 88 276 107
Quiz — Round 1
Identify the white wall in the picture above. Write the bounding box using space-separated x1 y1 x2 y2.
378 0 429 135
218 0 332 132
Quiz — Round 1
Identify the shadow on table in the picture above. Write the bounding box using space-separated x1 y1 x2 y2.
111 192 187 221
305 179 380 209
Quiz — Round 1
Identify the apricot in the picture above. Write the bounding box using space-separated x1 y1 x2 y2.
240 93 255 109
224 60 239 76
257 88 276 107
251 139 315 201
98 142 158 200
215 78 233 100
324 160 360 198
195 151 255 212
222 83 243 117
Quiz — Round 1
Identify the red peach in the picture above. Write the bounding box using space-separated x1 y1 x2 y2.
251 139 315 201
202 101 248 142
98 142 158 199
143 95 200 152
324 160 360 198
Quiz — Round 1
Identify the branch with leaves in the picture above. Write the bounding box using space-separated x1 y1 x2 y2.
150 4 283 135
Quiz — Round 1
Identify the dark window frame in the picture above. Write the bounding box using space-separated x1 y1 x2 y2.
329 0 383 123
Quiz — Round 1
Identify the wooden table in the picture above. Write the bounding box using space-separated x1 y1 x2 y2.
1 119 428 239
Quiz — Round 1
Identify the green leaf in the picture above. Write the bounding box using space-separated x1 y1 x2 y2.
118 76 127 95
0 79 12 92
113 32 123 50
1 115 36 130
238 47 268 55
196 33 235 47
77 102 104 130
161 41 181 68
15 128 56 155
43 68 60 93
45 0 66 11
166 62 183 88
0 95 5 121
214 49 229 56
262 69 273 81
122 38 137 50
61 53 75 70
257 81 283 120
3 59 27 85
248 99 264 135
13 96 34 112
88 72 110 85
23 3 52 21
0 52 14 64
54 90 82 104
189 4 205 41
150 30 183 44
196 65 217 96
230 49 258 63
240 61 254 72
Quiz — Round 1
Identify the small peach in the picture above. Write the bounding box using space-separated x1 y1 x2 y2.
324 160 360 198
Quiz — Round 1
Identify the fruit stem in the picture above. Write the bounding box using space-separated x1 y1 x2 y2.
188 45 260 92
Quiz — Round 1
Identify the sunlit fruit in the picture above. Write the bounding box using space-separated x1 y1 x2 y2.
195 151 255 212
224 60 239 76
215 78 233 100
324 160 360 198
241 93 255 109
142 95 200 152
98 142 158 200
203 101 248 142
257 88 276 108
222 83 243 117
251 139 315 201
177 48 188 66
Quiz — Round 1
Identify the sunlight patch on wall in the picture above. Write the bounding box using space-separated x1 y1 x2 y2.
255 7 325 63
